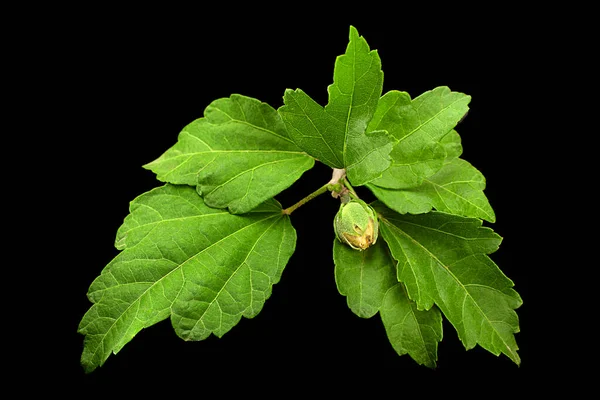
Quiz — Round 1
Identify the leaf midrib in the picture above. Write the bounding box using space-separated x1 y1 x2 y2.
345 131 390 170
385 227 424 307
396 96 466 145
341 39 357 167
187 215 281 335
424 177 494 221
118 211 230 248
382 216 496 243
289 92 343 167
400 296 433 366
162 149 311 158
383 285 436 367
204 158 310 197
86 213 280 366
380 217 517 361
156 151 313 192
208 105 296 145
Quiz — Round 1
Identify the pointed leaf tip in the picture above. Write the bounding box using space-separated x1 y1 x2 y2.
381 284 443 368
367 87 472 190
368 158 496 222
377 206 521 364
79 185 297 371
280 23 391 183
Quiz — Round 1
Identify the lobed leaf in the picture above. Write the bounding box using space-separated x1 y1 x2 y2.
78 185 296 372
278 26 396 185
334 237 443 367
368 157 496 222
367 87 470 189
333 239 397 318
279 89 344 168
380 284 443 368
82 26 518 372
145 94 315 214
375 203 522 364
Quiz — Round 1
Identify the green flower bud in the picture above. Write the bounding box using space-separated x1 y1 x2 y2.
334 199 379 250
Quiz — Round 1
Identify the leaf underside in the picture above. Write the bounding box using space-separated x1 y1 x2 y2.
78 185 296 372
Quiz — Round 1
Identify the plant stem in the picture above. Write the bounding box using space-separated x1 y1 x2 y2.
282 183 330 215
343 178 359 199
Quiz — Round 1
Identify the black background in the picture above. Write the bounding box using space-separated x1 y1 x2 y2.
54 12 547 394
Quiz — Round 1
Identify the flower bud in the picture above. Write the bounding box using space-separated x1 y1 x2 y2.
334 199 378 250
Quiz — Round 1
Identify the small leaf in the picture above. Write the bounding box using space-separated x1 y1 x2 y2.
78 185 296 372
368 158 495 222
368 87 470 189
278 26 396 185
380 284 443 368
333 239 396 318
145 94 315 214
375 203 522 364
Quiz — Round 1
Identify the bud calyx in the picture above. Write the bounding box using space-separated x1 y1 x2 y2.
334 199 378 250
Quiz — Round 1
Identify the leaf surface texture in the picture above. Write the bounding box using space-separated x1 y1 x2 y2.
78 185 296 372
375 203 521 364
278 26 396 185
146 94 314 214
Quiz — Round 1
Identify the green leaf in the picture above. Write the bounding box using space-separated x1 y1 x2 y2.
334 239 443 367
333 239 397 318
368 158 496 222
368 87 470 189
78 185 296 372
440 129 463 161
375 203 522 364
278 89 344 167
278 26 396 185
145 94 315 214
380 284 443 368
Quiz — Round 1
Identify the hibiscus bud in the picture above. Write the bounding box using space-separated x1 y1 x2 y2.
334 199 378 250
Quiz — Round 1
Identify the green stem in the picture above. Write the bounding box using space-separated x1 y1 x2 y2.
343 178 359 199
282 183 330 215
